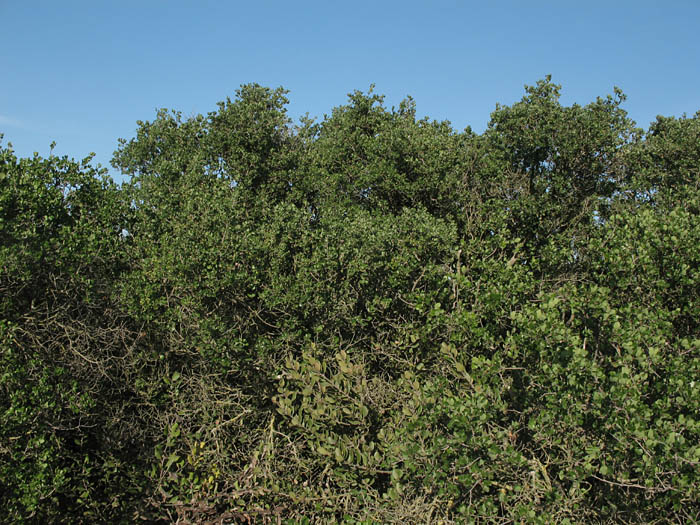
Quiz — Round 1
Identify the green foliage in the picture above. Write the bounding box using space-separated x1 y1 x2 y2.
1 80 699 523
621 111 700 203
306 87 465 218
483 76 639 257
0 143 145 523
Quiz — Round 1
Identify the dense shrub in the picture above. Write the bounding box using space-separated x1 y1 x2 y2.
1 79 699 523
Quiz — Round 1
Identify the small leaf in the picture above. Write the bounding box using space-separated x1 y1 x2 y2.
166 454 180 470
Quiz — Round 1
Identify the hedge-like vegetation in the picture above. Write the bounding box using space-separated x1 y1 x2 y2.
2 78 699 523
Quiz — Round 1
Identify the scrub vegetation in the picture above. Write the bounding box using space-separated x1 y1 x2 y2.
2 77 699 523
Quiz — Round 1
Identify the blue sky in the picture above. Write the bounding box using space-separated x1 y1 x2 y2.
2 1 699 182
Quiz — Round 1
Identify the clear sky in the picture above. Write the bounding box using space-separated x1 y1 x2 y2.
2 1 699 182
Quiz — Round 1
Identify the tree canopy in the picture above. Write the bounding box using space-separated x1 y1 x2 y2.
1 79 699 523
